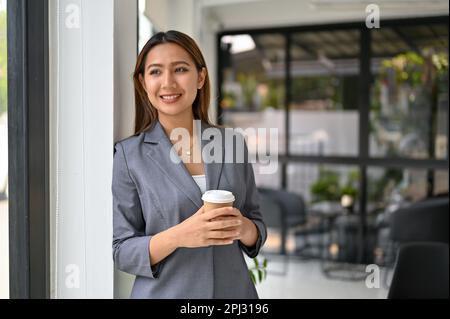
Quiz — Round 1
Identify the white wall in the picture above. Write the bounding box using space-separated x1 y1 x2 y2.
146 0 195 35
49 0 114 298
145 0 168 32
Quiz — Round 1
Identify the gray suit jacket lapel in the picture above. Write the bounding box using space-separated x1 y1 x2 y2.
144 120 224 209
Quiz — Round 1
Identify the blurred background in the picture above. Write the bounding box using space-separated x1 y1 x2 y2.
1 0 448 299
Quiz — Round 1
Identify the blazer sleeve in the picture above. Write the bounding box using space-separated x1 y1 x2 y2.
112 142 163 279
238 139 268 258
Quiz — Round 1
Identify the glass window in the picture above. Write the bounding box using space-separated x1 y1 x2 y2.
219 33 286 154
434 170 449 196
367 167 429 211
289 30 360 156
0 0 8 299
370 23 449 159
287 163 360 206
218 20 449 270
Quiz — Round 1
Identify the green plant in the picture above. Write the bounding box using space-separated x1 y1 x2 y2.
310 169 359 203
248 257 268 285
262 80 284 110
310 169 341 203
237 73 257 110
340 169 359 198
291 76 341 110
340 185 357 198
220 91 237 109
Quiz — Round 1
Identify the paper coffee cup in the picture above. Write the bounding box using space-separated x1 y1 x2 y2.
201 190 235 213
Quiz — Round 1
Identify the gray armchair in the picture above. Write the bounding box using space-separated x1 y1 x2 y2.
257 187 307 255
388 242 449 299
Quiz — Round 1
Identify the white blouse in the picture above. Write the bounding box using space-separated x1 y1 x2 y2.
192 174 207 194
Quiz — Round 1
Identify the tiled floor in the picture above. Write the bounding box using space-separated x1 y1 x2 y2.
248 254 390 299
250 229 390 299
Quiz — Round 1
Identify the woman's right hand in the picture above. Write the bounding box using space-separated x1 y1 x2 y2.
174 206 242 248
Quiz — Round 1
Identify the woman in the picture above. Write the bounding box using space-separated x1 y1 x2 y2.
112 30 267 299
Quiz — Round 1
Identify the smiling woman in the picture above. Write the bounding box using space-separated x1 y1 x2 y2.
112 30 267 299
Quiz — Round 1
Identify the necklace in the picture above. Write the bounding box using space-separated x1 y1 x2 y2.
170 138 194 157
185 144 193 156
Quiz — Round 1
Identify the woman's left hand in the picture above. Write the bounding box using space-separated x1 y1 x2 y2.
210 207 258 247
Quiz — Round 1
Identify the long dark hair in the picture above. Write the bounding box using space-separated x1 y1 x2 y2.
133 30 213 134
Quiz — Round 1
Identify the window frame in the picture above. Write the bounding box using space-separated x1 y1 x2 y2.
7 0 49 298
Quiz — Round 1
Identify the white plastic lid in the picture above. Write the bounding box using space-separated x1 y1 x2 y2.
201 190 235 204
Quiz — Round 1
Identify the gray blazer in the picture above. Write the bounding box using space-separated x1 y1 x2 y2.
112 120 267 299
